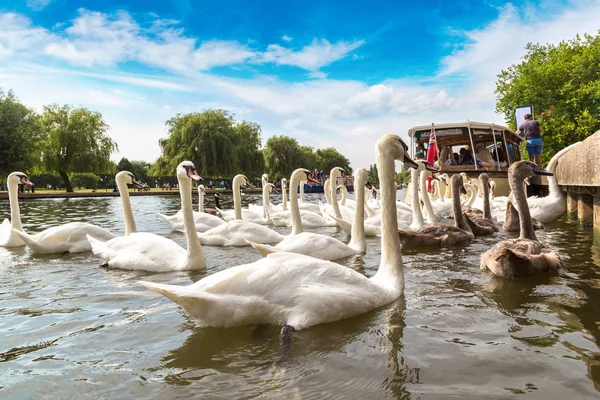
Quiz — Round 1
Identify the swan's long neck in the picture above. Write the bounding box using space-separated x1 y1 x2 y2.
330 175 342 219
198 188 204 213
419 171 437 223
364 188 375 218
410 168 424 227
289 175 303 235
8 180 23 232
117 177 136 235
262 184 269 219
180 175 206 267
481 179 492 222
299 182 305 203
234 178 242 220
467 185 478 206
340 186 347 206
349 179 365 252
511 172 537 240
282 182 288 210
452 181 470 232
324 179 332 204
373 153 403 290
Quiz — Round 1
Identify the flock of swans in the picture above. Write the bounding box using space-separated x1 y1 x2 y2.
0 133 571 343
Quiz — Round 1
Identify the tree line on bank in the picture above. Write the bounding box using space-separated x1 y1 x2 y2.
0 93 350 192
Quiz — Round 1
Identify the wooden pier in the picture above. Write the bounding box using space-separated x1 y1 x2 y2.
556 129 600 236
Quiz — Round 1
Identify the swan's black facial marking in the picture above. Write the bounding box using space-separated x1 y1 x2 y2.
18 174 33 185
398 138 408 152
183 165 202 181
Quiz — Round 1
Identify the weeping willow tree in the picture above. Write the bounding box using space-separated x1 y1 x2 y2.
41 104 117 192
150 110 264 177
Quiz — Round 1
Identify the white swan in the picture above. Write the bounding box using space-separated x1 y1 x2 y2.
336 161 428 236
87 163 206 271
11 179 116 255
197 175 284 246
138 133 417 336
270 175 338 228
159 185 226 233
1 172 33 248
524 142 581 224
320 167 355 221
296 179 322 214
249 168 364 260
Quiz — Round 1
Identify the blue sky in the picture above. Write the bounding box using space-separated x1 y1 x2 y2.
1 0 598 168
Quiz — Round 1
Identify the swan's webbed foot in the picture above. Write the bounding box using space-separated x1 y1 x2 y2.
278 325 296 363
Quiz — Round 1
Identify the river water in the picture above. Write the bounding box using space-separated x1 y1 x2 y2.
1 191 600 399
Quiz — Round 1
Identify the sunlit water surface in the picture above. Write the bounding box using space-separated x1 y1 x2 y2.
1 191 600 399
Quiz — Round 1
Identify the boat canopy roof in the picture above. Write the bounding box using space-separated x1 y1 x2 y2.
408 122 522 147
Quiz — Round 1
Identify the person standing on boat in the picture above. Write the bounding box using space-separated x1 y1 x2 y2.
516 113 543 166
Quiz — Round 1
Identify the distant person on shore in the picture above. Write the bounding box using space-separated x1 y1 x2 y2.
516 113 543 166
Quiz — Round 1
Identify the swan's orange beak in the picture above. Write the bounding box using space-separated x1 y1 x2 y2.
187 168 202 181
131 177 144 189
20 176 33 186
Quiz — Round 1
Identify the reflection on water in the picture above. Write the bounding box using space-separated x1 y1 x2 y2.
1 192 600 399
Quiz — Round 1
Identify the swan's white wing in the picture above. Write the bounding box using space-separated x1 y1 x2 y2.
0 219 25 247
140 252 393 329
198 220 283 246
88 232 188 271
18 222 115 254
271 232 357 260
298 202 321 214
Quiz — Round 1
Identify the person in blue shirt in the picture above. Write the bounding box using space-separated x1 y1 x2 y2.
516 113 543 166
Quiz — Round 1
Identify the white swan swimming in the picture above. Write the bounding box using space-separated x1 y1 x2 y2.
87 163 206 271
320 168 355 221
11 178 116 255
249 168 364 260
217 177 273 225
270 176 338 228
524 141 581 224
159 185 226 232
138 133 418 337
296 179 322 214
197 175 284 246
1 172 33 248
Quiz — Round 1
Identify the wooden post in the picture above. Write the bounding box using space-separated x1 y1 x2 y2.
567 190 578 219
578 194 594 229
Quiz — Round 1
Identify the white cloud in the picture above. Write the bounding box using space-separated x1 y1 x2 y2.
2 2 600 170
0 10 361 74
26 0 52 11
261 38 365 70
282 35 293 42
440 1 600 80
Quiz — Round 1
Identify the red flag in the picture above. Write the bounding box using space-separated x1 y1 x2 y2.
426 127 437 192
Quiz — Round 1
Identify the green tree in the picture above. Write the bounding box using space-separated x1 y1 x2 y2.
367 164 378 185
116 157 134 173
233 121 264 177
396 169 410 184
299 145 318 169
131 161 152 184
41 104 117 192
316 147 352 174
150 110 264 178
0 89 44 177
262 135 305 179
495 32 600 164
